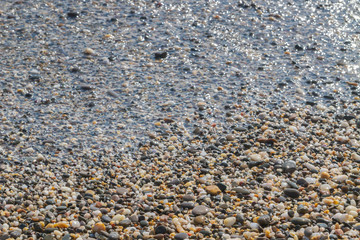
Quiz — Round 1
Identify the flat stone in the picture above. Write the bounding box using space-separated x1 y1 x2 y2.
116 187 128 195
183 195 195 201
108 232 119 240
205 185 221 196
291 217 310 225
174 232 189 240
101 215 111 223
192 205 209 215
233 187 250 196
180 202 195 209
284 188 300 198
119 219 131 227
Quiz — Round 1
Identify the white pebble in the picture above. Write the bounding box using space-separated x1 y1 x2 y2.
332 213 348 222
61 187 72 192
249 154 262 161
249 222 259 230
71 220 80 228
224 217 236 227
289 126 297 133
351 153 360 161
334 175 348 183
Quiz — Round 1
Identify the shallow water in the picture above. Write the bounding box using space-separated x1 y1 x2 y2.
0 0 359 158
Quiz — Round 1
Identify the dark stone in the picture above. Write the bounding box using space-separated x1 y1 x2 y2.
233 187 250 196
10 230 21 238
119 219 131 227
222 194 231 202
43 235 55 240
56 206 67 211
282 160 296 173
154 52 167 59
140 220 149 227
44 228 57 233
284 188 300 198
108 232 119 240
155 225 167 234
236 214 245 224
291 217 311 225
297 205 309 214
101 215 111 223
129 215 138 222
297 178 309 187
33 222 43 232
45 199 55 205
295 44 304 51
183 195 195 201
248 161 263 168
174 232 188 240
67 11 79 18
62 234 71 240
257 214 271 227
216 183 227 192
180 202 195 209
199 230 211 236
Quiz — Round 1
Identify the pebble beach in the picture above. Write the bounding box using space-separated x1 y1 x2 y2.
1 0 360 239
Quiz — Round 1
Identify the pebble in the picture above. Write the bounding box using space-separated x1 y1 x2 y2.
205 185 221 196
249 154 262 161
174 232 189 240
194 216 206 224
84 48 95 55
155 225 167 234
257 215 271 227
192 205 210 215
291 217 310 225
108 232 119 240
119 219 131 227
92 222 106 233
334 175 348 183
224 217 236 227
282 160 297 173
284 188 300 198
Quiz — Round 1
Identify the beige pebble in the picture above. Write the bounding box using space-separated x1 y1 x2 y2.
205 185 221 196
84 47 95 55
224 217 236 227
93 222 106 233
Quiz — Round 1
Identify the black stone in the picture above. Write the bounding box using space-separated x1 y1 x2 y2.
216 183 227 192
180 202 195 209
297 178 309 187
291 217 310 225
101 215 111 223
257 214 271 227
155 225 167 234
282 160 296 173
140 220 149 227
284 188 300 198
154 52 168 59
67 11 79 18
